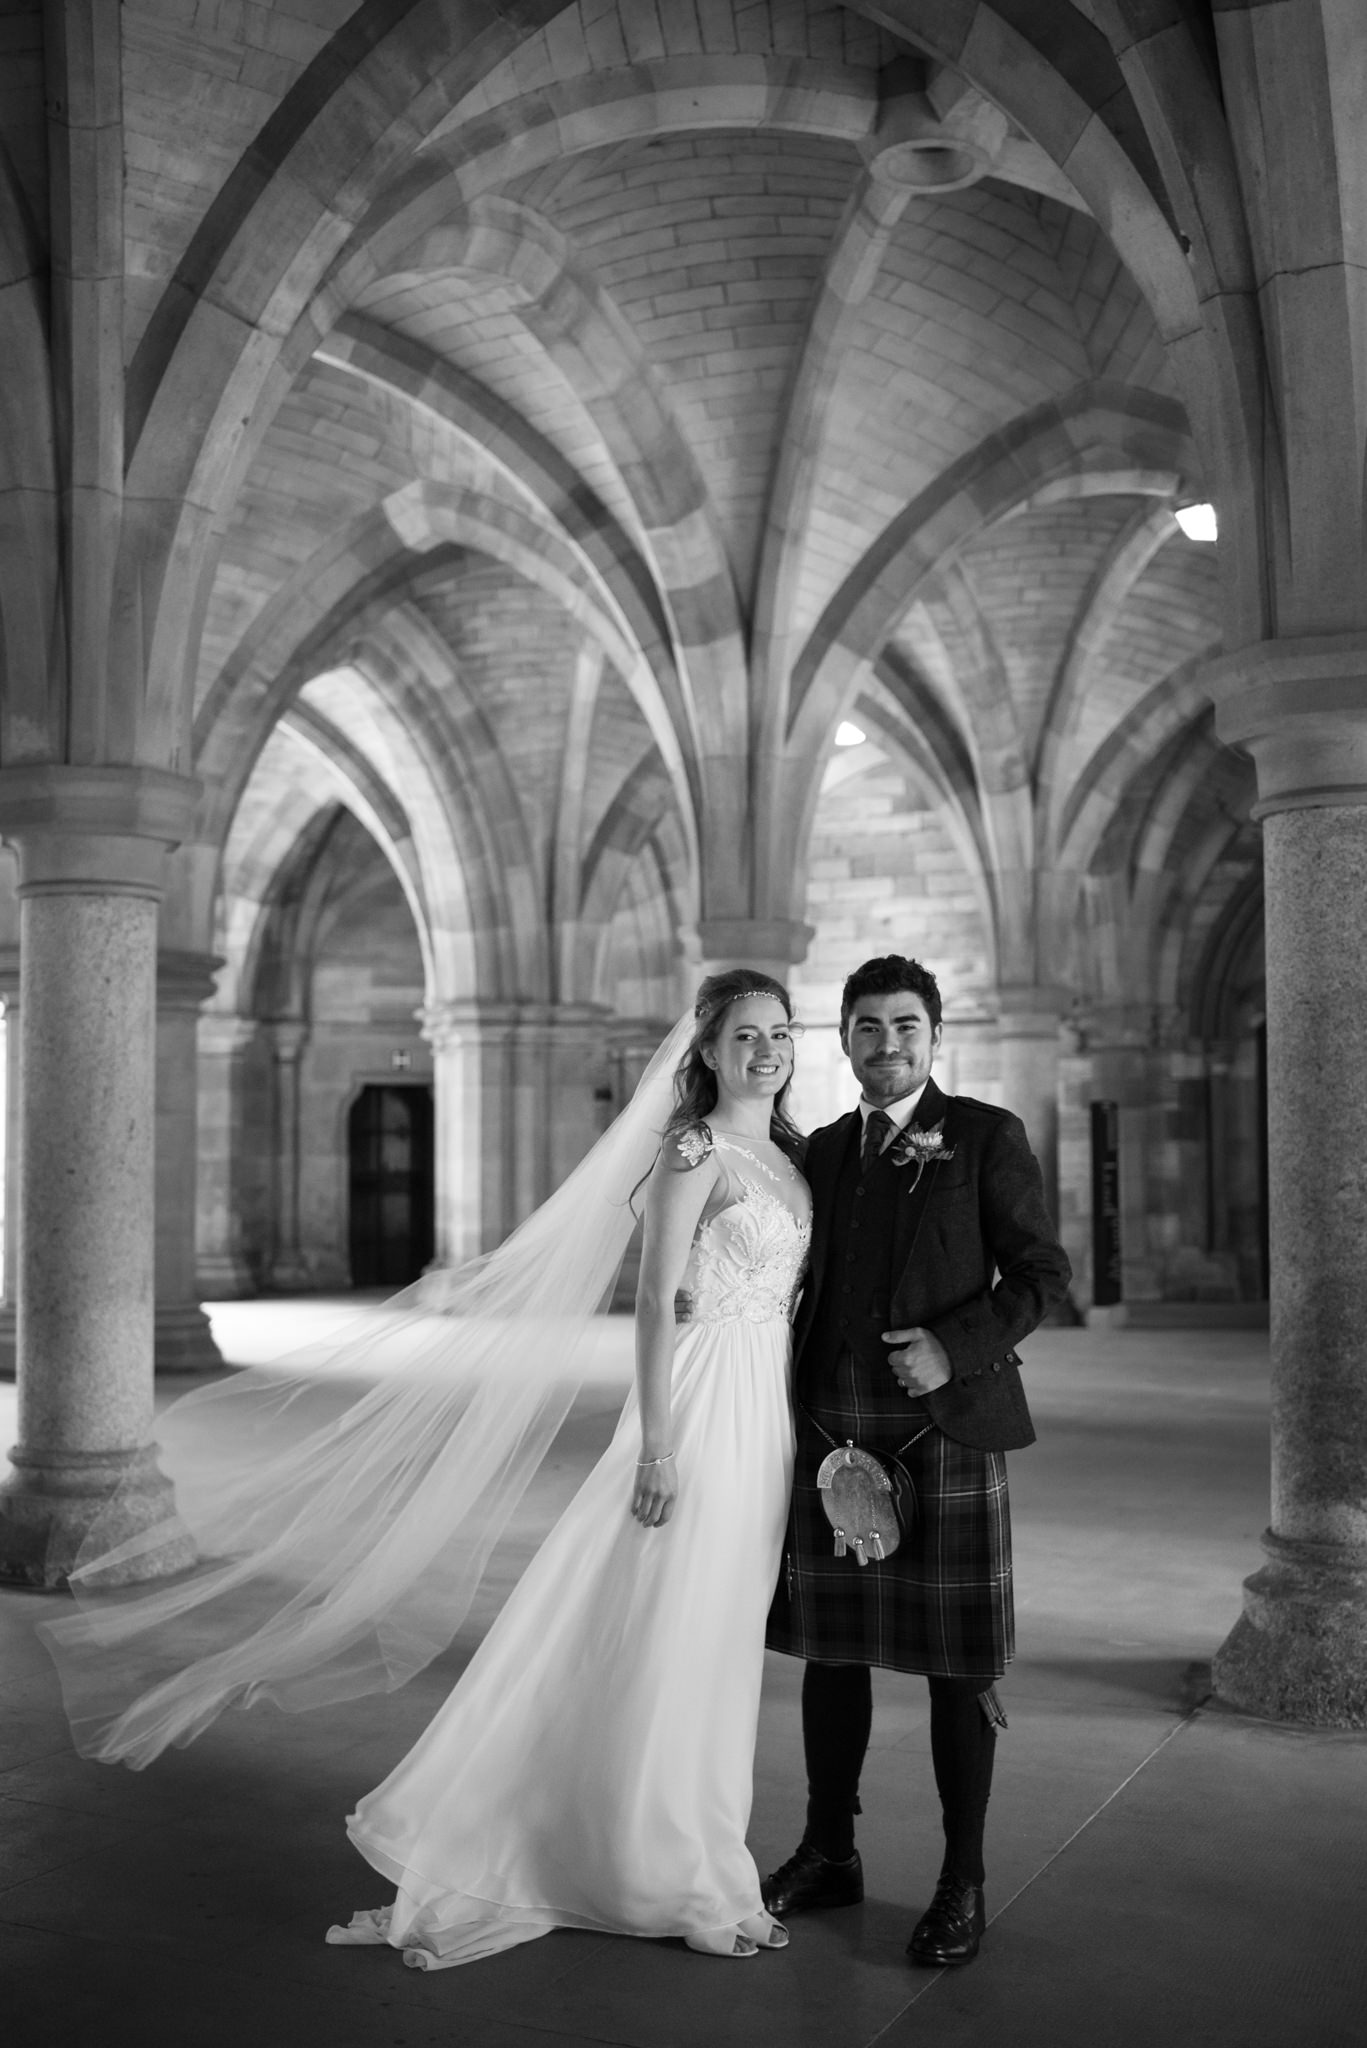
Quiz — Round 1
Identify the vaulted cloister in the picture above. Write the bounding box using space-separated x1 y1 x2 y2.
0 1 1364 1729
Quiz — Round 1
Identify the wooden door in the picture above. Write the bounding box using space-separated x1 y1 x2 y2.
348 1084 435 1288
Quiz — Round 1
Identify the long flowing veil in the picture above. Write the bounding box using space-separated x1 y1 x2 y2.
38 1011 696 1770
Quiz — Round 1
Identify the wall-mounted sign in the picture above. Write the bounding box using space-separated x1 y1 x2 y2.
1090 1100 1122 1306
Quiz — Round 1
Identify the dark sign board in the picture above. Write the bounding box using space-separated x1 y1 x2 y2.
1090 1100 1122 1306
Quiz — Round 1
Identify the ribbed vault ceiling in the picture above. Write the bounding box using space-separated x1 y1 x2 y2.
76 0 1258 1021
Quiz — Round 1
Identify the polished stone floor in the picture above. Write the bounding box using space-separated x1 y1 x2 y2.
2 1313 1364 2047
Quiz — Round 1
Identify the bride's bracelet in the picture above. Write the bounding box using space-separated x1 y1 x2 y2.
635 1452 675 1467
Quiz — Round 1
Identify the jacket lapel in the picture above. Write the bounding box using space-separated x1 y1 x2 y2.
794 1111 858 1349
889 1075 952 1283
805 1110 859 1295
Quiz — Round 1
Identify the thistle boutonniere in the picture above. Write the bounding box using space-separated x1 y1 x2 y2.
887 1119 955 1189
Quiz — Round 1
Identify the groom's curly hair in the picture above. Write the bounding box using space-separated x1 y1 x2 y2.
840 954 942 1034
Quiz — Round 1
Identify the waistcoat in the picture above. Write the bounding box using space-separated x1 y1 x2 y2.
803 1123 908 1401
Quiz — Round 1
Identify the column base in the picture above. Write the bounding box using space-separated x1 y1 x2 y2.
1212 1530 1367 1729
264 1259 314 1293
195 1254 256 1300
155 1303 226 1376
0 1443 196 1590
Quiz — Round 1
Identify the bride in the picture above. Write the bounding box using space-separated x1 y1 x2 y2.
328 969 810 1966
41 970 811 1967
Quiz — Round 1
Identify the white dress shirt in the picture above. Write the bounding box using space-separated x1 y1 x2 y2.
857 1078 930 1154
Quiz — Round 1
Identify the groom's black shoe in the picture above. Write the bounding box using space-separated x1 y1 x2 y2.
906 1874 985 1967
761 1842 864 1915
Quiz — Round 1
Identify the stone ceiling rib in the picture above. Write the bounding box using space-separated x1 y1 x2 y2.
1034 498 1179 838
784 380 1193 753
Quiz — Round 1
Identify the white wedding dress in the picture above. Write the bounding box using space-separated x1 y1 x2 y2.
326 1133 810 1968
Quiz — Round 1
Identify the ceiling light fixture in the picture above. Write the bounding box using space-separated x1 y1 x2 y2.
835 721 866 746
1174 502 1218 542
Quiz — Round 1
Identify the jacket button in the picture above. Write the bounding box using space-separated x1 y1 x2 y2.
839 1316 849 1329
991 1360 1002 1374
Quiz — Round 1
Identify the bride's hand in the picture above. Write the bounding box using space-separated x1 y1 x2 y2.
632 1452 677 1528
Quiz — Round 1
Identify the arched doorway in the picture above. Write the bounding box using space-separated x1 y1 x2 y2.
348 1083 436 1288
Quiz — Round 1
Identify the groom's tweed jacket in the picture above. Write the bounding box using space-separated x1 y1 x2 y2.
766 1076 1071 1675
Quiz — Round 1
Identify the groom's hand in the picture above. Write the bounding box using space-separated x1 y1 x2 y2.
883 1327 952 1395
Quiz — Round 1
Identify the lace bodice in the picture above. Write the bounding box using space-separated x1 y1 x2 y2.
675 1135 811 1326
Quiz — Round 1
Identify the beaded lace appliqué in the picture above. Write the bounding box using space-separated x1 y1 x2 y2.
674 1123 715 1168
677 1137 810 1325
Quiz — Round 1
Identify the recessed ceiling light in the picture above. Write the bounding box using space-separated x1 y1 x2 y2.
1174 502 1218 542
835 721 866 746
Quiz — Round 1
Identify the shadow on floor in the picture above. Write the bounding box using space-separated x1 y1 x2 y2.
2 1316 1363 2048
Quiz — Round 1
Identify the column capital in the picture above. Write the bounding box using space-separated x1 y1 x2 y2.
1207 634 1367 817
418 999 612 1050
608 1013 676 1054
263 1018 309 1063
0 766 202 897
994 984 1069 1035
686 918 815 980
157 949 225 1012
1070 1002 1182 1055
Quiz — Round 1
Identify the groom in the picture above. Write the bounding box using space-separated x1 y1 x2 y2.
765 954 1071 1965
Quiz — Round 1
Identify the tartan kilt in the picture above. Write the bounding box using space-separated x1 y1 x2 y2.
766 1406 1014 1681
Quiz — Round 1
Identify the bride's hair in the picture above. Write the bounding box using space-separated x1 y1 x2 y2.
664 968 804 1161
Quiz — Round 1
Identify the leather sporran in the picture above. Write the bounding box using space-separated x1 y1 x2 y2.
813 1429 927 1565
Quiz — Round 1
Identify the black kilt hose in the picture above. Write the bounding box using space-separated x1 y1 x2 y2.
767 1080 1071 1681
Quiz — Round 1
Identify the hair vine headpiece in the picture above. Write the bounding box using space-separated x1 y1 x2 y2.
694 987 785 1016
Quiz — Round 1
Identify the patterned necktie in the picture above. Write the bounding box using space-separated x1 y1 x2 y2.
861 1108 894 1173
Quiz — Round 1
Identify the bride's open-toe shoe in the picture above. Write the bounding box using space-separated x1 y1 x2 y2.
738 1909 789 1950
685 1924 759 1958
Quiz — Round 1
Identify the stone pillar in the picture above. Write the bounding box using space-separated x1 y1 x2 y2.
1209 641 1367 1725
0 947 18 1378
420 1000 614 1266
1066 1003 1166 1319
154 952 225 1370
194 1013 258 1298
420 1001 503 1266
607 1017 675 1311
994 985 1064 1219
264 1020 312 1290
0 767 198 1587
515 1002 613 1197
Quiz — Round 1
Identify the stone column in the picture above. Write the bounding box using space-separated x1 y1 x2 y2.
154 951 225 1370
0 947 19 1378
0 767 198 1587
264 1020 312 1290
994 985 1064 1219
606 1017 675 1311
1067 1003 1166 1319
1209 641 1367 1726
511 1002 613 1201
420 1001 507 1266
194 1013 258 1297
419 1000 614 1266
